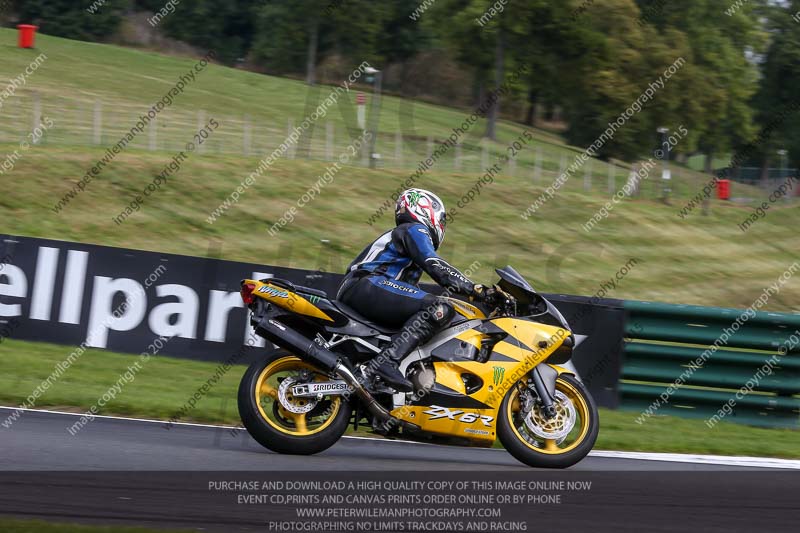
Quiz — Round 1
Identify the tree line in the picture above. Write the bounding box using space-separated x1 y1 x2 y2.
9 0 800 175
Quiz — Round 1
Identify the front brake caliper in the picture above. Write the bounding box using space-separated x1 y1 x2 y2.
517 384 535 415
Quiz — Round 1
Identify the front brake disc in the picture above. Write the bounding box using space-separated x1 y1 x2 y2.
524 390 576 442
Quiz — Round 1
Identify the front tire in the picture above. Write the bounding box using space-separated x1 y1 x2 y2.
498 373 598 469
238 350 351 455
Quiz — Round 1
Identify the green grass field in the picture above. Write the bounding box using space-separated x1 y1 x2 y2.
1 144 798 311
1 339 798 459
0 29 586 176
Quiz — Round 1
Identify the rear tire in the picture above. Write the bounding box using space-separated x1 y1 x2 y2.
238 350 351 455
498 373 598 469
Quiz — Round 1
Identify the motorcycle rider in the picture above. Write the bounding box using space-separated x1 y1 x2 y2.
337 188 491 392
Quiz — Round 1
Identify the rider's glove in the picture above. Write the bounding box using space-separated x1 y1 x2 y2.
471 284 496 302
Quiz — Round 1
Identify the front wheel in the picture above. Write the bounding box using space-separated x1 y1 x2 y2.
498 373 598 469
238 350 351 455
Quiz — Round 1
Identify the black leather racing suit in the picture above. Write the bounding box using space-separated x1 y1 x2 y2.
337 222 475 328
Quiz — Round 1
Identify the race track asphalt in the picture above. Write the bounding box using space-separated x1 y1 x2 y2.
1 408 798 532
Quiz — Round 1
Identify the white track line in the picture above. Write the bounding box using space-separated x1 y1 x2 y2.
2 406 799 469
0 405 245 430
588 450 800 470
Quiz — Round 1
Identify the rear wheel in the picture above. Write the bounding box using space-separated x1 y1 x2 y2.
238 350 351 455
498 373 598 468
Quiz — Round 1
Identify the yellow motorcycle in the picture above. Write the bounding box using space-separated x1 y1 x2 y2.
237 266 598 468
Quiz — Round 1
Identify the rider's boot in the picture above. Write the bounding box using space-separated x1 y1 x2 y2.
371 301 455 392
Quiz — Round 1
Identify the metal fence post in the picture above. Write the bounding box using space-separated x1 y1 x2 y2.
31 95 42 145
287 118 295 159
92 100 102 145
584 158 591 191
148 117 157 151
196 110 206 153
243 115 251 156
394 130 403 167
608 162 616 193
627 164 638 197
326 122 334 161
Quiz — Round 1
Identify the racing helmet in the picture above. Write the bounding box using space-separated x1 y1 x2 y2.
395 188 447 249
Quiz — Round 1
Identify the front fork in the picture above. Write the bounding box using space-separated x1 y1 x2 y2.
531 364 560 418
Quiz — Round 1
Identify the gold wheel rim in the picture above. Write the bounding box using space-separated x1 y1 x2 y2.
254 356 341 436
507 378 591 455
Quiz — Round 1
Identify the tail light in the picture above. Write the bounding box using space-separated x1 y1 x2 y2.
241 282 256 305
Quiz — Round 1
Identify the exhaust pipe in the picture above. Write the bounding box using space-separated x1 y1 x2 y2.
256 317 340 372
331 362 419 433
256 317 419 431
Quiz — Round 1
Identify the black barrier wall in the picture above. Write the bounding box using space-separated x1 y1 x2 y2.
0 235 623 407
538 295 624 409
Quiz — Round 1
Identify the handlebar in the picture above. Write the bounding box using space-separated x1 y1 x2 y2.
484 284 516 316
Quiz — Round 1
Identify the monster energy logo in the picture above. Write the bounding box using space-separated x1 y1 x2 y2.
306 294 319 304
492 366 505 386
407 191 422 206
